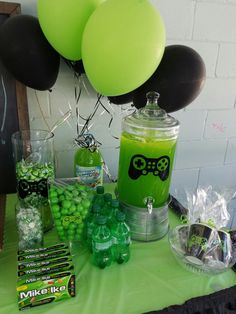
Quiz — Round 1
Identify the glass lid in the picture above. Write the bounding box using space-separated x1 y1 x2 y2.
124 91 179 130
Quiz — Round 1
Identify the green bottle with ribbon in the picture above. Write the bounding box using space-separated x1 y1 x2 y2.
74 134 103 189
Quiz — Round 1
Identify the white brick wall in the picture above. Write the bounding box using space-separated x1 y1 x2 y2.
217 43 236 77
193 2 236 42
10 0 236 224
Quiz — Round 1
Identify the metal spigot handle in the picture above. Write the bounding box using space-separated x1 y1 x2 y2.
145 197 154 214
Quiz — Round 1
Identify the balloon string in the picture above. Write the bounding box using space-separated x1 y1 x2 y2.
103 161 117 183
74 73 83 137
80 94 102 135
34 90 51 131
75 75 82 105
50 110 72 134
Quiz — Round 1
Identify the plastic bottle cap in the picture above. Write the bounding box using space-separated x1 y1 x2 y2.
96 186 104 194
111 199 119 208
96 215 107 225
104 193 112 202
116 211 126 222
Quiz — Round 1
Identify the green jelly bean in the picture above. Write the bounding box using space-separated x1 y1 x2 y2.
78 223 84 230
74 197 82 204
53 212 61 219
68 205 76 214
59 195 65 202
62 200 71 209
76 205 83 212
61 208 69 215
72 190 79 196
69 222 76 230
51 204 60 212
76 228 83 235
57 225 64 232
56 188 64 195
68 228 75 235
50 197 59 204
82 199 91 208
49 191 57 198
65 192 73 200
74 212 81 218
55 220 62 227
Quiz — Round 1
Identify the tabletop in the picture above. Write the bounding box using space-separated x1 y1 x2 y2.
1 185 236 314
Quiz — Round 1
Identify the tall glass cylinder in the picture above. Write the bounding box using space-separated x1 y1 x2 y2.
11 130 55 232
117 92 180 208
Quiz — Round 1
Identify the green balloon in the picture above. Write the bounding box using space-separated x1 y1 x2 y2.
37 0 105 61
82 0 165 96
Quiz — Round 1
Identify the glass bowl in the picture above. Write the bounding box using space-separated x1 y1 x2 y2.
168 225 236 275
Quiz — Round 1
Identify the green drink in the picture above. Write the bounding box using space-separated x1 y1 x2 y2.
74 134 103 189
117 91 180 210
118 132 177 207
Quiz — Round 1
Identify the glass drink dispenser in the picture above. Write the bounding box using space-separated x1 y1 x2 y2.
117 92 180 241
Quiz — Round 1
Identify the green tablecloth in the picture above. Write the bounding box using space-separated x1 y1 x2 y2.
1 185 236 314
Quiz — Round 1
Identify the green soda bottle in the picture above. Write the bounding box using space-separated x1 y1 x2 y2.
107 199 120 228
92 215 112 269
74 134 103 189
93 185 105 208
86 204 102 252
103 193 112 216
111 211 131 264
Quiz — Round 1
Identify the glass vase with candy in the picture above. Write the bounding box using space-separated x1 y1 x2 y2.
12 130 55 234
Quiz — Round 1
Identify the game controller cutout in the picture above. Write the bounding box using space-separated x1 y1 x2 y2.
128 154 170 181
17 178 48 199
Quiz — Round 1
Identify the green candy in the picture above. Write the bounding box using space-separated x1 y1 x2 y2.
68 205 76 214
50 197 59 205
49 180 94 243
51 204 60 212
74 197 82 204
53 212 61 219
49 191 57 198
56 188 64 195
76 205 83 212
82 199 90 209
59 195 65 202
68 222 76 229
62 200 71 209
56 225 64 232
61 208 69 215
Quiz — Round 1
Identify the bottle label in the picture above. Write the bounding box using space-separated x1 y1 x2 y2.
75 165 103 188
112 236 131 245
94 240 112 250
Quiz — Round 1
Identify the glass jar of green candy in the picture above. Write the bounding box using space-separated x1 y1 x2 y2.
12 130 55 232
48 178 94 243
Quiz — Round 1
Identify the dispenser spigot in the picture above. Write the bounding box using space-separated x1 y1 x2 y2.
145 197 154 214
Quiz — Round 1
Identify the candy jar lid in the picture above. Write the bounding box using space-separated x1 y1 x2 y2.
123 91 180 139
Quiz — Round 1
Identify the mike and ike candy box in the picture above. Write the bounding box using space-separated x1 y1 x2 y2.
17 272 75 311
18 256 72 271
18 261 74 278
18 249 70 262
17 244 75 311
18 243 69 256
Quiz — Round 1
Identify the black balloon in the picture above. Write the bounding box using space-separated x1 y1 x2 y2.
133 45 206 112
108 92 133 105
0 15 60 90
